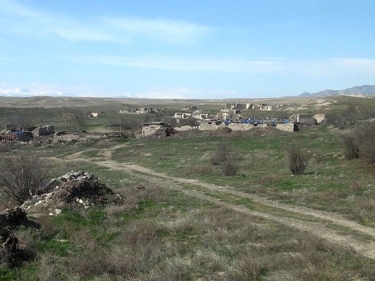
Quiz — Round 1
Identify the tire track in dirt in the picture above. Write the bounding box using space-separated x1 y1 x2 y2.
58 149 375 260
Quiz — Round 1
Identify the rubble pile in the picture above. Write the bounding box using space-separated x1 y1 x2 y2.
22 171 122 216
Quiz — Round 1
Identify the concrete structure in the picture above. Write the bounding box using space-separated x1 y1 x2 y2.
6 124 17 131
119 108 156 114
290 114 316 125
198 123 227 131
174 112 192 119
275 123 296 132
33 125 55 136
228 123 257 131
192 110 211 120
313 113 327 124
141 122 169 137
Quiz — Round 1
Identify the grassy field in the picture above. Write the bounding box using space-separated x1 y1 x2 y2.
1 96 375 280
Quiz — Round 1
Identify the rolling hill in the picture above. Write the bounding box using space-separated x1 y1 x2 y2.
300 84 375 97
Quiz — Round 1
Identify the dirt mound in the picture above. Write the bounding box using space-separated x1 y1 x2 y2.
22 171 122 216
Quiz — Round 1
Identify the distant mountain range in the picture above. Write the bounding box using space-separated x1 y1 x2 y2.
300 84 375 97
0 87 72 97
1 84 375 99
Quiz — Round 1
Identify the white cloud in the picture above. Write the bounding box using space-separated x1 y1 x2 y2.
0 86 65 97
120 88 237 99
0 0 211 44
73 55 375 75
329 58 375 72
103 17 212 44
73 55 286 73
123 87 199 99
0 84 232 99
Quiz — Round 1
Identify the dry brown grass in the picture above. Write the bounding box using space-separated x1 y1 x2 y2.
255 174 284 185
17 195 375 281
181 163 214 176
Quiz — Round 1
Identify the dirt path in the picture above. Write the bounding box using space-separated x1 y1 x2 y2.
57 147 375 260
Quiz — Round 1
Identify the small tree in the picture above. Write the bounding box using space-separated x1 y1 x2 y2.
287 145 309 175
0 152 49 204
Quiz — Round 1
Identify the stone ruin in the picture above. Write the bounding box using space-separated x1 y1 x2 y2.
22 171 122 216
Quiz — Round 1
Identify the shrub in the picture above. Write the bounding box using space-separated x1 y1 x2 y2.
220 155 239 176
0 152 49 204
341 122 375 164
183 164 214 176
361 138 375 165
287 145 309 175
211 141 238 176
340 133 359 159
211 141 232 166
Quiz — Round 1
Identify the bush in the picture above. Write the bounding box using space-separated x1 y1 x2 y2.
211 141 238 176
360 138 375 165
183 164 214 176
327 105 361 129
0 152 49 204
220 155 239 176
211 142 232 166
340 133 359 159
341 122 375 164
287 145 309 175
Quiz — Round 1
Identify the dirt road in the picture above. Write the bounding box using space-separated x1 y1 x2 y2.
59 146 375 260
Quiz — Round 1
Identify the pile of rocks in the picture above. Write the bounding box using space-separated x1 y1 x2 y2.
22 171 122 216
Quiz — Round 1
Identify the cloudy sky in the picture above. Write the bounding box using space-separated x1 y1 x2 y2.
0 0 374 99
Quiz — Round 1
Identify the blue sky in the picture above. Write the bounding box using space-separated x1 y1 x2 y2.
0 0 374 99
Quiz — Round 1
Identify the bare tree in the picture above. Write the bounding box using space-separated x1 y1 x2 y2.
117 116 143 138
0 152 49 204
64 108 88 132
287 145 309 175
6 114 33 131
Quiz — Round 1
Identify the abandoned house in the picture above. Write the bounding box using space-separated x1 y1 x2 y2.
141 122 170 137
32 125 55 136
290 114 316 125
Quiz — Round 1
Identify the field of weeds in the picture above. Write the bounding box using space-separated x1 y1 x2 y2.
1 96 375 280
109 125 375 227
3 182 375 280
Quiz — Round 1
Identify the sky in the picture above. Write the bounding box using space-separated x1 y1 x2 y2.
0 0 374 99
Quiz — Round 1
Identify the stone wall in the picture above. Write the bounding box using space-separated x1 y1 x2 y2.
228 123 256 131
33 125 55 136
275 123 295 132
